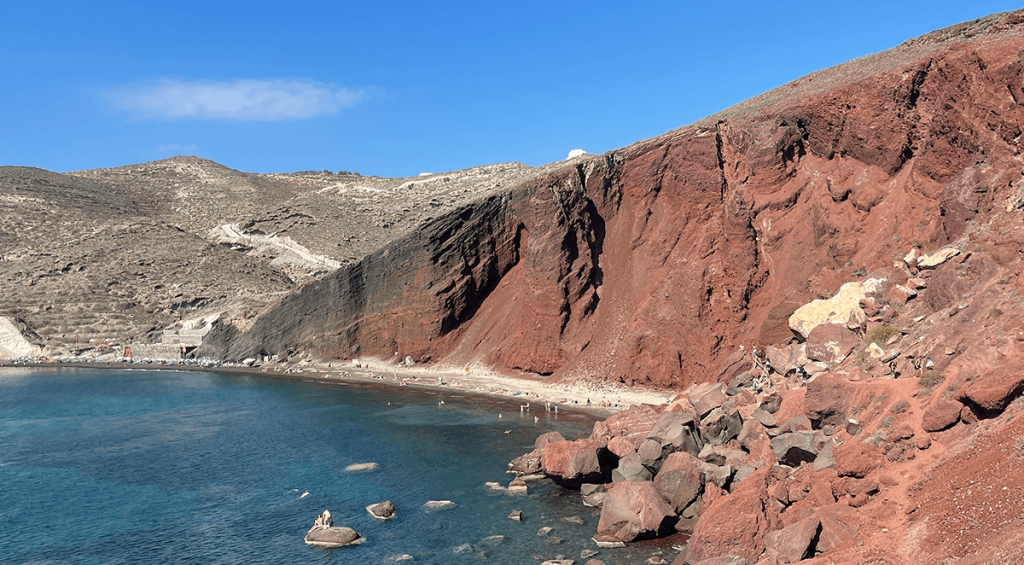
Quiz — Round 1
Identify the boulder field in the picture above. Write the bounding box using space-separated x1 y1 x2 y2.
509 356 1024 563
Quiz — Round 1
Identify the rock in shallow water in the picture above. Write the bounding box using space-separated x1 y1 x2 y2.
366 499 396 520
344 462 379 472
303 526 364 548
423 500 456 511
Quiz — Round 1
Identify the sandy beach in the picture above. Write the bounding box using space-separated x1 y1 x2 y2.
5 357 674 418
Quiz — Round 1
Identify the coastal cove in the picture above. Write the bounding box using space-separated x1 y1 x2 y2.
0 367 670 564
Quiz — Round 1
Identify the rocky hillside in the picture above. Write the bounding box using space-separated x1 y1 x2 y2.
201 10 1024 390
0 157 557 353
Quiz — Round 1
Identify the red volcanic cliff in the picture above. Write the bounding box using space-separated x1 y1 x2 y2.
201 11 1024 392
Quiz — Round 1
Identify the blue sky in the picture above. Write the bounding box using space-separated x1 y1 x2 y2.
1 1 1020 177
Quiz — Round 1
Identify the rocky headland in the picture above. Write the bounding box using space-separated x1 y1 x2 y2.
4 8 1024 564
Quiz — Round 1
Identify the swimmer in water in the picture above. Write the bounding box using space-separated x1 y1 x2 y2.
301 490 310 498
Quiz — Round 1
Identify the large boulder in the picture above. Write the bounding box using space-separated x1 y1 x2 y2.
788 278 886 339
611 451 653 482
509 448 543 475
769 432 822 467
959 365 1024 413
686 467 781 563
596 481 676 542
649 411 696 442
607 435 643 458
365 500 396 520
591 404 663 444
813 503 861 553
917 247 960 269
699 408 743 446
804 373 853 428
737 418 769 451
662 419 704 457
765 344 802 376
535 431 566 450
922 399 964 432
690 383 729 418
654 452 706 512
543 439 604 483
804 324 860 364
304 526 364 548
764 516 821 563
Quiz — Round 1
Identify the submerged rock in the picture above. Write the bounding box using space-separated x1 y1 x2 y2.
344 462 379 472
423 500 456 511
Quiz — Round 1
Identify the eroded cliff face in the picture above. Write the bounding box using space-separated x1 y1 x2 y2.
202 11 1024 392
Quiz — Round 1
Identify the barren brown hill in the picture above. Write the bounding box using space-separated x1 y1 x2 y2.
0 157 558 352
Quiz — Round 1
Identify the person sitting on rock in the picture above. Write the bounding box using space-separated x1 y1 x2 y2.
795 366 808 383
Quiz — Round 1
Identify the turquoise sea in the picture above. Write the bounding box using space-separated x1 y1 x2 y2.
0 367 662 564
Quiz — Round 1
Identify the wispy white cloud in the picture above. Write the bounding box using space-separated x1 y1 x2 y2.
108 79 363 121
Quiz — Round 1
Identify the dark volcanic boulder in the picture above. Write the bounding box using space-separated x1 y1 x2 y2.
770 432 821 467
699 408 743 446
366 500 396 520
654 452 706 512
596 481 676 542
611 451 653 482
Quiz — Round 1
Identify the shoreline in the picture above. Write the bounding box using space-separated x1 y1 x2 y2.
1 359 673 420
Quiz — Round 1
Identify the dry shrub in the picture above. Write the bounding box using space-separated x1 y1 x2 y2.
918 369 944 394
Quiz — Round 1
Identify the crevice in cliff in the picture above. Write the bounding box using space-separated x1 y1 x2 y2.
715 121 730 203
905 60 932 110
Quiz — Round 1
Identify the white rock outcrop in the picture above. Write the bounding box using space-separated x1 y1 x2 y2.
0 317 43 358
788 278 886 339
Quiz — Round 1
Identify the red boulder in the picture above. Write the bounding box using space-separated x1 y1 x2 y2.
596 481 675 542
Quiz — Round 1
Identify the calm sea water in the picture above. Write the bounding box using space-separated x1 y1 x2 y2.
0 367 662 564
